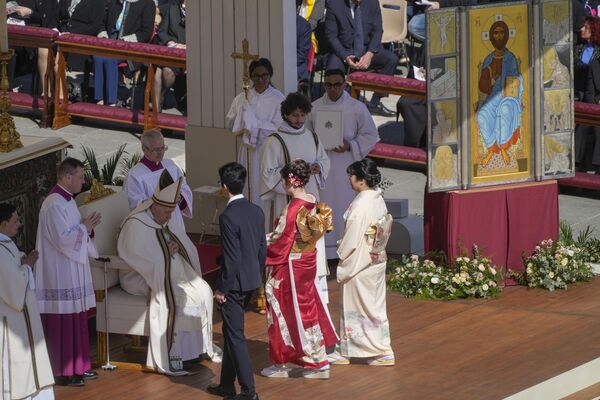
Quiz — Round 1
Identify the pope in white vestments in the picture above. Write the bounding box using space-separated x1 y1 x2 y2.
259 92 331 303
307 70 379 259
225 58 285 210
123 129 192 233
118 171 219 375
0 204 54 400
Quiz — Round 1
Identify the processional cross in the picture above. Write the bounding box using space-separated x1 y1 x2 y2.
231 39 260 99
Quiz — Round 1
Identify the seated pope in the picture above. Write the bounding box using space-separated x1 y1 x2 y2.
117 170 221 375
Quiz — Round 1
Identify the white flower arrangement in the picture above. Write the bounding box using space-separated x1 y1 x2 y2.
511 239 594 291
387 247 502 300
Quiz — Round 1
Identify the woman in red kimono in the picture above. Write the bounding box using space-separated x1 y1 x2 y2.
261 159 338 380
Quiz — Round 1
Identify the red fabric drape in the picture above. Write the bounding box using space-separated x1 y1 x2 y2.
424 181 559 282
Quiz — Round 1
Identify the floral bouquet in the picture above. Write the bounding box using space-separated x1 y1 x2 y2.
515 239 594 291
387 245 502 300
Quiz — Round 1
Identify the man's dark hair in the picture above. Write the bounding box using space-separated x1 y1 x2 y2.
219 162 247 195
249 58 274 77
0 203 16 225
280 92 312 119
324 69 346 81
57 157 85 179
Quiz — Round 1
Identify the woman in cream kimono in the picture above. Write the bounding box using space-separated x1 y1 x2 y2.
0 204 54 399
329 158 395 367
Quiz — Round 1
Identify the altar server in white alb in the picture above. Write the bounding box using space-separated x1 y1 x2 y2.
259 92 331 302
124 129 192 233
226 57 285 210
118 171 220 375
306 69 378 259
0 203 55 400
329 159 395 367
35 158 101 387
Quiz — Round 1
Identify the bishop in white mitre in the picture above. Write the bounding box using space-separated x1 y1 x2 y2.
1 204 54 400
306 69 379 259
118 171 220 375
259 92 331 302
124 129 192 233
225 58 285 210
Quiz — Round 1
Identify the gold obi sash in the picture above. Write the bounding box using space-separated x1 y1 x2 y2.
292 202 333 253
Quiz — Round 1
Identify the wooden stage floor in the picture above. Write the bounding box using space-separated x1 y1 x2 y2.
55 277 600 400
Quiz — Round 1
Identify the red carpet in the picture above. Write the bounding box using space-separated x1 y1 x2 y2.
196 243 222 275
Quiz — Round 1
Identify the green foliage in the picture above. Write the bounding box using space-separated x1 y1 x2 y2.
81 144 135 187
387 247 502 300
511 239 594 291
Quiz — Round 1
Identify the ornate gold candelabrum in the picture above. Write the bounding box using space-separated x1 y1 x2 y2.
0 49 22 153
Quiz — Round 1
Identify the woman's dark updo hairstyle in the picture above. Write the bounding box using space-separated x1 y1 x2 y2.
249 58 274 77
280 159 311 188
280 92 312 120
347 158 382 188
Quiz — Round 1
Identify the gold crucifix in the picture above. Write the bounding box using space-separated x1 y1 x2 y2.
231 39 260 99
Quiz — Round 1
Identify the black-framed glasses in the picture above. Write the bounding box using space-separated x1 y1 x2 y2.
251 73 270 80
324 82 345 89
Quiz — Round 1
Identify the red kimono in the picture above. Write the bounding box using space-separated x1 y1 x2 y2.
265 198 338 369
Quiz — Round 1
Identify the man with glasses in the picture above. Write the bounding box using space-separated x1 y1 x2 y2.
124 129 192 233
306 69 378 260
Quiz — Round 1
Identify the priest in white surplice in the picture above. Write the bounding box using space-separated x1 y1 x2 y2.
35 158 101 387
306 69 379 259
123 129 192 233
1 203 54 400
259 92 331 302
226 58 285 210
118 171 219 375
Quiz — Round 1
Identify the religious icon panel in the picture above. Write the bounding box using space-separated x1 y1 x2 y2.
425 0 574 193
468 2 532 186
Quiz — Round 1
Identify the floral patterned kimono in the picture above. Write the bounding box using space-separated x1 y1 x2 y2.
265 197 338 369
337 189 394 358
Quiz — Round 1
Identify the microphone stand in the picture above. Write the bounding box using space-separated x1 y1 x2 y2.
98 257 117 371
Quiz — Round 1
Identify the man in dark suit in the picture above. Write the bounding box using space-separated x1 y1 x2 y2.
207 162 265 400
324 0 398 116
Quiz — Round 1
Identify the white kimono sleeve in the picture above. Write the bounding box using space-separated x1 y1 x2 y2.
349 103 379 161
43 204 90 264
336 206 370 283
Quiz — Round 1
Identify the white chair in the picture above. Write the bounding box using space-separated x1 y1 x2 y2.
76 187 150 368
381 0 409 65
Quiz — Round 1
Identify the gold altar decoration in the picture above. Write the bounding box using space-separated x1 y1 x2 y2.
85 179 116 204
0 50 23 153
231 38 260 99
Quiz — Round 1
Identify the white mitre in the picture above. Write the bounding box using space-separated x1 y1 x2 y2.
125 170 183 222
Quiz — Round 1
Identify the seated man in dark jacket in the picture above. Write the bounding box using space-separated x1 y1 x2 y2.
155 0 186 112
324 0 398 116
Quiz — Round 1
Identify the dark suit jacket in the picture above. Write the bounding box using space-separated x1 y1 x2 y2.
17 0 59 28
156 3 186 45
324 0 383 61
104 0 155 42
297 14 312 81
218 197 266 295
58 0 106 36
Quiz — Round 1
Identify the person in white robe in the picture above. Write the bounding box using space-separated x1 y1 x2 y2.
329 159 395 367
226 58 285 211
259 92 331 303
306 69 379 259
118 171 220 375
0 204 54 400
123 129 192 233
35 158 101 387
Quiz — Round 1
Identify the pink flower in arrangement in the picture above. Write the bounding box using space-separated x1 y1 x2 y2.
287 173 304 187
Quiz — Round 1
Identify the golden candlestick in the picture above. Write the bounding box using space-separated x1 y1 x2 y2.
231 39 260 99
0 50 22 153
